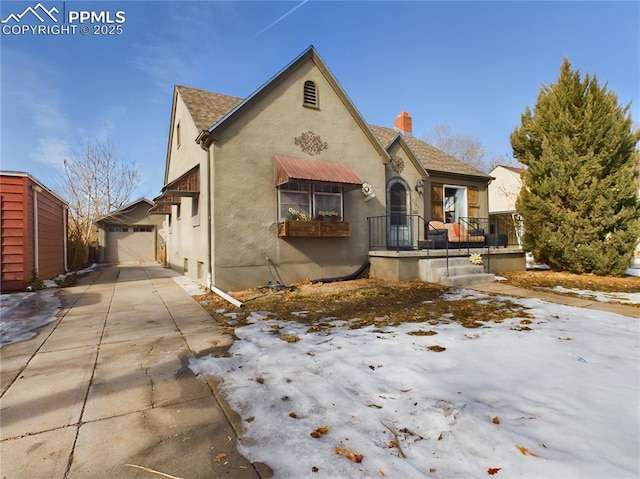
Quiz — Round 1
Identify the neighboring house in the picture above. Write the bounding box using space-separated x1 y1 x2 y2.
94 198 166 264
0 171 68 292
152 46 495 291
488 164 524 246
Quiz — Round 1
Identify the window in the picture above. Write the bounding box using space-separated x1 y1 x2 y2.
109 226 128 232
176 121 181 148
133 226 153 232
278 181 343 221
303 80 318 108
192 195 200 226
197 261 204 279
176 202 181 220
444 186 467 223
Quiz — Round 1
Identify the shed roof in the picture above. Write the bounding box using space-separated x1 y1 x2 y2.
275 156 362 187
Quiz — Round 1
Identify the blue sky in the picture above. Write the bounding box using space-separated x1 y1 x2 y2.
1 0 638 201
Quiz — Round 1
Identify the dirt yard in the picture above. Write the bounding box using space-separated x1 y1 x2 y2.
195 271 639 333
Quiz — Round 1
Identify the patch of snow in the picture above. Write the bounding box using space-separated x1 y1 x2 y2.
190 298 639 478
0 290 61 348
545 286 640 305
172 274 206 296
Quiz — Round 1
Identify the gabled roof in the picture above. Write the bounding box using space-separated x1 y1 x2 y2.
195 45 390 161
369 125 492 180
94 197 154 223
175 86 242 131
491 164 525 175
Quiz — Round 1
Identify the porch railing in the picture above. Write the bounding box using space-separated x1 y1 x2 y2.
367 215 523 275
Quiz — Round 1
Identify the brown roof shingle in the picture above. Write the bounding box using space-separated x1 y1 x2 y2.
174 84 489 181
369 124 491 179
176 85 242 131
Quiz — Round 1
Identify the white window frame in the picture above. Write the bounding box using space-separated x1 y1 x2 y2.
443 185 467 223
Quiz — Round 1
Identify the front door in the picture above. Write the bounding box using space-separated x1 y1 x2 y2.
387 181 412 248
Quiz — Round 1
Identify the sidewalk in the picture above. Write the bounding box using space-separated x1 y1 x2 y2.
0 265 269 479
471 281 640 318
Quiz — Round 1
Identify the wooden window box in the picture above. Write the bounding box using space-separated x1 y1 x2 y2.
279 220 351 238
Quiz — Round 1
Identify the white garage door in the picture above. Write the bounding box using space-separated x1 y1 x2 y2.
106 226 155 263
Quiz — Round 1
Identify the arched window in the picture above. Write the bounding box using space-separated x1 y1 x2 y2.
303 80 318 108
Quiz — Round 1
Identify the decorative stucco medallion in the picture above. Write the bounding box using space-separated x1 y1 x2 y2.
390 156 405 173
294 131 328 156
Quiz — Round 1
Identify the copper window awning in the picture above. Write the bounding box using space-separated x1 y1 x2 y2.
274 156 362 188
148 204 172 215
162 165 200 197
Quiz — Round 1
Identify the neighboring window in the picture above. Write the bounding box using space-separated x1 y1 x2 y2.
176 202 181 220
303 80 318 108
133 226 153 232
109 226 128 232
176 122 181 148
192 195 200 226
168 214 172 234
278 181 343 221
183 258 188 273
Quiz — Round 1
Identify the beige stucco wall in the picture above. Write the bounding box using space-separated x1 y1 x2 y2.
165 92 209 283
488 166 522 214
208 58 387 290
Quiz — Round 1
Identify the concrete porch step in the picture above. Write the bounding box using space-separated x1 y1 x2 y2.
440 273 496 287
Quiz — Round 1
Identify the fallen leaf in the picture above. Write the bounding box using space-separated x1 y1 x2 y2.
379 470 386 477
213 453 228 463
429 468 437 473
334 447 345 455
289 412 298 419
311 466 319 473
492 416 500 424
428 345 446 352
516 445 539 457
310 426 330 438
487 467 501 475
367 404 383 409
346 451 363 463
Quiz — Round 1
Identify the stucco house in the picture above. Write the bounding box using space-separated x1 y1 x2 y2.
152 46 506 291
0 171 68 291
94 198 165 264
488 164 525 246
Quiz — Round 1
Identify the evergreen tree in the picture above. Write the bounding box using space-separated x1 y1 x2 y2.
511 58 640 276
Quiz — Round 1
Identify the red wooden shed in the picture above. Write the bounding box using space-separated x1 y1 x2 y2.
0 172 68 292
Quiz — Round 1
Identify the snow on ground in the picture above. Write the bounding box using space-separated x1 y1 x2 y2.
543 286 640 305
0 264 98 348
190 290 640 479
0 289 60 347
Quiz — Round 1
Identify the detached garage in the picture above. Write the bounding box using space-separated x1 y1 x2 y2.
1 171 68 292
95 198 165 264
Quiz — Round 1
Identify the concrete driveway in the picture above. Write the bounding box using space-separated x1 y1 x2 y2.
0 265 269 479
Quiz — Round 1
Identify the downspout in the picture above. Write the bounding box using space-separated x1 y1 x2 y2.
206 142 213 291
62 204 69 272
32 185 42 277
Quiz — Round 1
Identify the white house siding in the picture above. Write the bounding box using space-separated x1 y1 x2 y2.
488 165 522 214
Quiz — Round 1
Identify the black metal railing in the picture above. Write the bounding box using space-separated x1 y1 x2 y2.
367 214 426 251
368 215 524 275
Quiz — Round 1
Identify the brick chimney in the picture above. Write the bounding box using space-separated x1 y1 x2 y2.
394 111 413 135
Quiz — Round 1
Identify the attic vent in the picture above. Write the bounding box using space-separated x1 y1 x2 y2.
303 80 318 108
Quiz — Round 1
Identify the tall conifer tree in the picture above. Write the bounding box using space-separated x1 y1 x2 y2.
511 58 640 275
